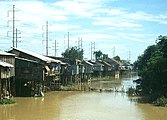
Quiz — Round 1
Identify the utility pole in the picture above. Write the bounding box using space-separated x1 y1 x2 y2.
46 21 49 56
128 50 131 62
81 37 82 50
7 5 19 48
67 31 70 49
78 37 83 49
42 21 50 56
113 46 115 57
91 42 95 60
12 5 15 47
15 28 21 48
16 28 17 48
54 40 58 57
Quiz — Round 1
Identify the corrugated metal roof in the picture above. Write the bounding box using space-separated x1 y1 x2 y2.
98 60 112 67
84 60 93 66
0 51 15 56
0 61 14 67
16 57 39 64
109 58 123 66
12 48 62 64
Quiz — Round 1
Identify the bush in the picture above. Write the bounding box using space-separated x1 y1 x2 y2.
0 99 16 105
154 96 167 107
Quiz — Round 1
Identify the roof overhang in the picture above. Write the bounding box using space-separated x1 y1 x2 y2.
0 61 14 68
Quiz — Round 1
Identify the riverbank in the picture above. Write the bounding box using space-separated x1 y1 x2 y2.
127 87 167 107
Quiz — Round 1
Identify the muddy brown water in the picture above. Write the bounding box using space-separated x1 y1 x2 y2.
0 73 167 120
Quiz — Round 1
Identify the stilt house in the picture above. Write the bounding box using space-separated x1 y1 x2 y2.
8 48 63 96
82 60 93 80
0 51 15 98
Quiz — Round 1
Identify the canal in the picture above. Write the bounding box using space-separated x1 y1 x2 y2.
0 73 167 120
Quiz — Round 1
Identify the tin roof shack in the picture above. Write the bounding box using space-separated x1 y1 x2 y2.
66 59 83 85
88 60 104 78
48 57 84 86
15 57 43 97
121 60 133 74
8 48 62 95
0 51 15 99
47 56 71 86
104 58 123 78
82 60 93 81
105 58 123 71
97 60 112 76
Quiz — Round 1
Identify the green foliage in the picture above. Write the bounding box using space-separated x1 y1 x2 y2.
135 35 167 100
94 50 103 60
0 99 16 105
61 47 84 60
113 55 121 62
93 51 109 61
103 54 108 60
154 96 167 107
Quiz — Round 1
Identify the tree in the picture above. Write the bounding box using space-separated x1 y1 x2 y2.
61 47 84 60
94 50 103 60
113 55 121 62
135 35 167 100
103 54 108 60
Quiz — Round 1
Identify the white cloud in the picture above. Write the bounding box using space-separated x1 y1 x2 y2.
92 17 142 29
123 11 167 25
53 0 103 17
49 24 80 32
80 33 116 42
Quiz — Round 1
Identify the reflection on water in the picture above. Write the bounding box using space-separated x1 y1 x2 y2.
0 73 166 120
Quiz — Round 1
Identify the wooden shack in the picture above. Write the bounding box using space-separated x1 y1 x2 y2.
104 58 123 77
88 60 104 78
97 60 112 76
15 57 43 96
48 57 84 85
82 60 93 81
105 58 123 71
0 51 15 98
46 56 71 86
9 48 63 96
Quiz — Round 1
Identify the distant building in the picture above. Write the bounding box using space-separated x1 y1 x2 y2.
82 60 93 80
88 60 104 78
105 58 123 71
97 60 112 76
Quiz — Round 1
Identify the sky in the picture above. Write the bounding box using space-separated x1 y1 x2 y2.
0 0 167 62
